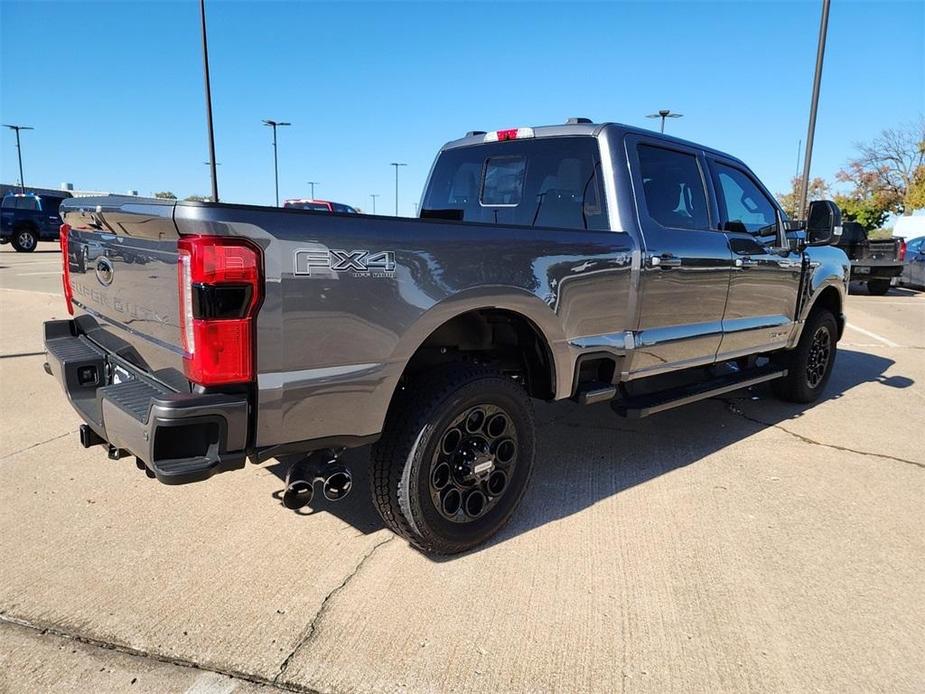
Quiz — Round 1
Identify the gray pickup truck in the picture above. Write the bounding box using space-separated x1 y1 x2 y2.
44 120 848 554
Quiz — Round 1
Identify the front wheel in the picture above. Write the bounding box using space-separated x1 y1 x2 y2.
867 278 891 295
772 309 838 403
370 366 535 555
11 227 38 252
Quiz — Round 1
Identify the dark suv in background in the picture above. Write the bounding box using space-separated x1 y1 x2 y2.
1 191 71 252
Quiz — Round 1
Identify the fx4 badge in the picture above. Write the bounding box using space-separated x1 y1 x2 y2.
295 249 396 277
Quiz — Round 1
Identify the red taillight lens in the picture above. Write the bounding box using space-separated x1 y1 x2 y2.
899 239 907 262
59 223 74 315
177 236 262 386
496 128 518 142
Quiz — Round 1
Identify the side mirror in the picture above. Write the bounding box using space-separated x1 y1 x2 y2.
805 200 842 246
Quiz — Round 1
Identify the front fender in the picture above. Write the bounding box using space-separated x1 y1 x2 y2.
791 245 849 346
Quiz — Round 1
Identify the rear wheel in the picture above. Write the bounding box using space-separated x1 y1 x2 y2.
772 309 838 403
11 227 38 252
867 278 891 295
370 366 535 555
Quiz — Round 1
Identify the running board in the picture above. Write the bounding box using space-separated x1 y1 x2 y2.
611 367 787 419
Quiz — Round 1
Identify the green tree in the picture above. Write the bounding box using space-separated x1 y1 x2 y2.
832 192 891 232
837 118 925 218
776 176 830 219
154 191 177 199
183 194 211 202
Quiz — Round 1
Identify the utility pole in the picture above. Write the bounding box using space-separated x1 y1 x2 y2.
3 124 33 193
199 0 219 202
263 119 291 206
795 139 802 181
645 109 683 134
307 181 319 199
370 193 379 214
798 0 831 221
390 162 406 216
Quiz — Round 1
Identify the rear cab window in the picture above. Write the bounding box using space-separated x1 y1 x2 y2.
422 136 608 230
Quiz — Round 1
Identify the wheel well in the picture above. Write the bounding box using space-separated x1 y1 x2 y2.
808 286 844 338
399 309 555 399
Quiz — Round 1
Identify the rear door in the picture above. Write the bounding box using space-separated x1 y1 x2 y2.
707 157 801 358
626 135 732 376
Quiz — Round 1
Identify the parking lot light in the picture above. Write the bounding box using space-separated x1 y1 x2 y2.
3 124 34 193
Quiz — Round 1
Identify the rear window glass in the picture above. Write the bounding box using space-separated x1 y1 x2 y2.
422 137 607 230
481 156 525 206
332 203 357 214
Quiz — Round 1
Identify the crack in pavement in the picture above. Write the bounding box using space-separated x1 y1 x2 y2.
0 432 70 461
272 535 394 685
0 613 315 694
719 399 925 470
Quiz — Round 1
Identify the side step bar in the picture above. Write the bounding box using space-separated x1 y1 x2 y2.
611 367 788 419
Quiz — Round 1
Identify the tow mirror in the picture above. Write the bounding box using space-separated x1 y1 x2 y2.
805 200 842 246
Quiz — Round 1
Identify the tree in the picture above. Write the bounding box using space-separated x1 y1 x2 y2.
832 192 891 232
184 194 211 202
154 191 177 199
776 176 830 219
837 118 925 218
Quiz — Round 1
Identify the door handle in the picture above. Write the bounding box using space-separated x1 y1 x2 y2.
736 257 758 268
649 254 682 269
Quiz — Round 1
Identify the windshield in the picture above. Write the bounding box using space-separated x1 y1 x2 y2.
422 137 607 231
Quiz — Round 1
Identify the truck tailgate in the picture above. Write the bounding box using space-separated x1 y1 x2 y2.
60 197 186 383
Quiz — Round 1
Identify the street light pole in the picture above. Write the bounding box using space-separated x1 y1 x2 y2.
199 0 219 202
645 109 683 133
390 162 406 216
3 124 34 192
263 119 291 206
370 194 379 215
307 181 319 199
798 0 832 221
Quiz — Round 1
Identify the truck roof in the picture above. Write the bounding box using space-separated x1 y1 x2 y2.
441 119 748 168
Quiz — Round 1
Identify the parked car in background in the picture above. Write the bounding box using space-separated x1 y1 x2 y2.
836 221 906 295
283 198 358 214
0 191 71 252
899 236 925 289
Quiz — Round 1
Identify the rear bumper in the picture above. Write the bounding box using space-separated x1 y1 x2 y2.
43 319 249 484
850 261 903 279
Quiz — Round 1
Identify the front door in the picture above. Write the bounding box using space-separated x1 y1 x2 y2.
627 136 732 376
708 158 802 358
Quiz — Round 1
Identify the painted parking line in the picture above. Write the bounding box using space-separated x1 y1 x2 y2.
845 323 901 348
15 271 61 276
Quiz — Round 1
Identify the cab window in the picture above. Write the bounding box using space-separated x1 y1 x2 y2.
421 137 607 230
637 144 710 230
713 163 777 235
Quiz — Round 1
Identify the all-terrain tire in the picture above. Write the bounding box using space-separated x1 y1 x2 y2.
370 365 535 555
866 278 891 296
11 226 38 252
772 309 838 403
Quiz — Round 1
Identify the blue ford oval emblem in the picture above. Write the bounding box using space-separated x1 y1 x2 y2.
95 257 114 287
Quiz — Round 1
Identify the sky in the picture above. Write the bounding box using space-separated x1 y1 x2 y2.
1 0 923 215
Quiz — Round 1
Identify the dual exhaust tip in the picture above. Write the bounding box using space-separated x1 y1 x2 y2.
283 450 352 510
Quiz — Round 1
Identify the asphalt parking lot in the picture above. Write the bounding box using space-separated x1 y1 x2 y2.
1 243 923 693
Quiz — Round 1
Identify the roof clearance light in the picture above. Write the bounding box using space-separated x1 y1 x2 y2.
484 127 535 143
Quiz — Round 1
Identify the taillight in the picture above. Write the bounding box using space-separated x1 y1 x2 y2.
59 224 74 315
899 239 907 262
177 236 262 386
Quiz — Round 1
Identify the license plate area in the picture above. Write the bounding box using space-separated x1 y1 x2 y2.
853 266 871 275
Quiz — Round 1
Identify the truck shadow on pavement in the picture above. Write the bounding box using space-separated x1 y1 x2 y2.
265 348 913 559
